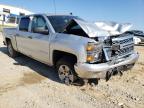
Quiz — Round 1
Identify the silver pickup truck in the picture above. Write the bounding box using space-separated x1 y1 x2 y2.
2 14 139 85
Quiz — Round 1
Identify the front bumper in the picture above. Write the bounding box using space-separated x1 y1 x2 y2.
74 52 139 79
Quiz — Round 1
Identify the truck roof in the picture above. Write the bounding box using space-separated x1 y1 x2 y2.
21 13 73 18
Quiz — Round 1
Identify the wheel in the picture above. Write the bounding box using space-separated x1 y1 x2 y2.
56 57 77 85
7 41 18 58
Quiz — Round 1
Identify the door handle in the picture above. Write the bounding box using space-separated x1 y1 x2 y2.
28 36 32 39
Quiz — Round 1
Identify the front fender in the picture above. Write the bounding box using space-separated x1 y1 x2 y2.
49 33 95 65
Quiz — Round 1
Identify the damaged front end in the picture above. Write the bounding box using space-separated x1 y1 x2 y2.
93 32 136 80
64 19 139 79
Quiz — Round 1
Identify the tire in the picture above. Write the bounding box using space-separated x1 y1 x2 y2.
56 57 77 85
7 41 18 58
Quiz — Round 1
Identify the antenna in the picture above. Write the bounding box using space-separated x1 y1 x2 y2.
53 0 56 14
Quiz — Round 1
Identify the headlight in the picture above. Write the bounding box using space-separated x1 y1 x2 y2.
86 42 103 63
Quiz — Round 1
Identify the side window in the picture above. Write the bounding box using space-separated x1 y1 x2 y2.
19 17 30 31
31 16 49 35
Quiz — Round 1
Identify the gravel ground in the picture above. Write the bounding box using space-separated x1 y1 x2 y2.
0 33 144 108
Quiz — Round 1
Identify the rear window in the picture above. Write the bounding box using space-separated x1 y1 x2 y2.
19 17 30 31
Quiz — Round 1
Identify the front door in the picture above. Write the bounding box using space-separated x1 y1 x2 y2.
28 15 50 64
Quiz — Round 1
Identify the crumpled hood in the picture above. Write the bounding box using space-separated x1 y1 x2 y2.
95 21 132 35
73 19 132 37
74 19 109 37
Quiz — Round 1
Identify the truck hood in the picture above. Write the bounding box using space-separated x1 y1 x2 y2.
95 21 132 35
71 19 132 37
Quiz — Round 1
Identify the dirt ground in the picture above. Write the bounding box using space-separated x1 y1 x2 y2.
0 33 144 108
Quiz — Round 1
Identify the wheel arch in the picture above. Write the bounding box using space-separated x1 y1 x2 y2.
52 50 77 67
5 38 11 45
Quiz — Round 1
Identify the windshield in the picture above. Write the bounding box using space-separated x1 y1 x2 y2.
47 15 83 33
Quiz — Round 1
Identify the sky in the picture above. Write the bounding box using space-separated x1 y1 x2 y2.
0 0 144 30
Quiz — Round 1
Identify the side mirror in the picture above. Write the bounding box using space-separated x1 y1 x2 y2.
33 27 49 35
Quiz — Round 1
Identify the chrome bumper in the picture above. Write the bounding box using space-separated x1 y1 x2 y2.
74 52 139 79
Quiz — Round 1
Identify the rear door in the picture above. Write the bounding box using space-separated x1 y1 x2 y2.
16 16 33 56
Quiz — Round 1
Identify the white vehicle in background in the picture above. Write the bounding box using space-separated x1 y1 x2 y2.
133 37 141 44
127 30 144 44
2 14 139 85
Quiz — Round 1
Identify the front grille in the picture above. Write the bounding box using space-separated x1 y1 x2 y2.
104 34 134 61
116 46 134 56
112 37 133 45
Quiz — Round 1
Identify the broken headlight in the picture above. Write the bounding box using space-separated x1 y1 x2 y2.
86 42 103 63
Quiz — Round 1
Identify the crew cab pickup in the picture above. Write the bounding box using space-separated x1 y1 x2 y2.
2 14 139 85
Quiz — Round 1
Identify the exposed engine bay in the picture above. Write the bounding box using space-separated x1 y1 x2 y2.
64 19 134 63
